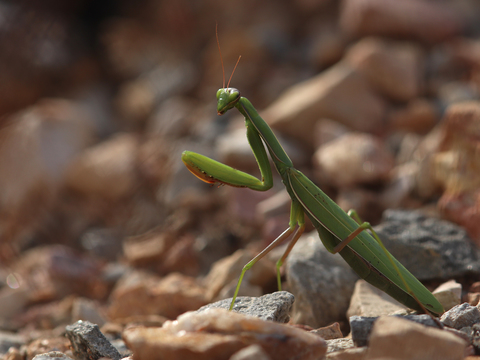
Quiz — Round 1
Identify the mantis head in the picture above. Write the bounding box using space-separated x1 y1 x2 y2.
216 87 240 115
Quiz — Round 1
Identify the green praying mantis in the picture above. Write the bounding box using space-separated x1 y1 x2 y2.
181 33 444 318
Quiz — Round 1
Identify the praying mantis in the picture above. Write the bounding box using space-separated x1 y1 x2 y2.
181 33 444 318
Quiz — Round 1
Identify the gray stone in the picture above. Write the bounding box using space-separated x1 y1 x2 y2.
350 314 441 347
65 321 121 360
286 235 358 328
373 209 480 280
197 291 294 323
32 352 74 360
326 338 355 353
440 303 480 329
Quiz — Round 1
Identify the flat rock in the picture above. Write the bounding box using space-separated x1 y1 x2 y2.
286 235 359 328
108 271 207 320
347 280 407 318
122 308 327 360
197 291 294 323
32 352 74 360
263 63 386 148
346 37 423 102
367 316 466 359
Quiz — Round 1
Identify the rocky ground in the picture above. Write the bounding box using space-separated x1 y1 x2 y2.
1 0 480 359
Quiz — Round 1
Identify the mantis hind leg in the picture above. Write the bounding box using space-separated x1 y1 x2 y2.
229 226 295 310
230 201 305 310
334 210 441 321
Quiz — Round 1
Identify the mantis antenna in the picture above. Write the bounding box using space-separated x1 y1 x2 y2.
227 56 241 89
215 23 225 89
216 23 241 89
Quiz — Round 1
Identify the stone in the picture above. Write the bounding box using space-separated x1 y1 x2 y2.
203 249 276 302
65 321 121 360
122 229 175 269
366 316 466 359
80 228 124 261
438 191 480 244
26 338 71 360
326 346 367 360
145 96 198 139
468 293 480 306
346 37 423 102
340 0 463 43
64 133 138 200
3 347 24 360
286 235 359 328
32 352 74 360
122 309 327 360
198 291 294 323
108 271 207 320
313 119 350 149
0 98 94 243
441 303 480 330
372 209 480 280
472 323 480 355
433 102 480 241
229 344 271 360
388 98 438 134
310 322 343 340
263 63 386 148
350 315 439 347
326 338 355 353
313 133 394 188
71 298 107 327
433 280 462 311
347 280 407 318
10 245 106 303
115 60 196 122
0 287 30 320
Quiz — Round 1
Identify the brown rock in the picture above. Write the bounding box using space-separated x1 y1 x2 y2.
367 316 467 359
310 322 343 340
346 37 424 101
10 245 105 304
467 293 480 307
65 133 138 200
122 309 327 360
263 63 386 148
0 99 94 245
3 347 24 360
313 133 394 188
347 280 407 318
388 98 438 134
25 337 71 360
203 249 276 302
433 102 480 241
340 0 463 43
229 344 271 360
108 272 207 320
123 229 175 269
